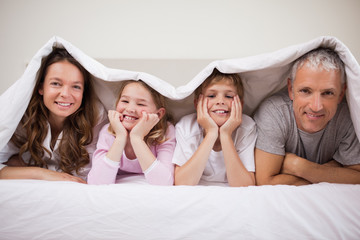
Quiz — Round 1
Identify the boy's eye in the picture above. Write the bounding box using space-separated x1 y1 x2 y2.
226 95 234 99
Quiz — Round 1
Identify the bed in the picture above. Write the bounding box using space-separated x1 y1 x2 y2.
0 36 360 239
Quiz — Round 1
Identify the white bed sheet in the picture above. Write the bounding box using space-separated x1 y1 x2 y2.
0 178 359 240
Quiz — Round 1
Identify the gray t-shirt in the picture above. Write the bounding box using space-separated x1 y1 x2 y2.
254 90 360 165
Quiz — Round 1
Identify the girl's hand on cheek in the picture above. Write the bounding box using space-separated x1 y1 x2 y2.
197 95 218 136
220 95 242 135
108 110 127 139
130 111 159 140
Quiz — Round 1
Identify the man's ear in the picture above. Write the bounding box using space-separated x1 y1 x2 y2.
157 107 166 119
338 83 347 103
287 78 294 100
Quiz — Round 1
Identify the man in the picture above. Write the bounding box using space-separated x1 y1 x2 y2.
254 48 360 186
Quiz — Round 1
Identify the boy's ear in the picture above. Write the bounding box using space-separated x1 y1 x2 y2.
193 98 198 109
157 107 166 119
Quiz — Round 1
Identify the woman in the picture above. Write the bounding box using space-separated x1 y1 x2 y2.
0 47 103 183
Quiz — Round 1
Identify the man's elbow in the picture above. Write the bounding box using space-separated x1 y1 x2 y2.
255 173 274 186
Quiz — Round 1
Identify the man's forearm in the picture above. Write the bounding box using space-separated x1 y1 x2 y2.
259 173 310 186
296 162 360 184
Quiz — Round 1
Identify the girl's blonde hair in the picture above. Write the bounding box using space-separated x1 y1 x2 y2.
109 80 173 146
11 47 98 176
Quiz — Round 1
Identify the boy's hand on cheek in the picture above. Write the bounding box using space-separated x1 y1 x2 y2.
197 95 218 136
220 95 242 135
130 111 159 140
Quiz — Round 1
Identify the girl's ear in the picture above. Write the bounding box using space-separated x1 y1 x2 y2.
157 107 166 119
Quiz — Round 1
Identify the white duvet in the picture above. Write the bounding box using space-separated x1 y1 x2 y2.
0 36 360 239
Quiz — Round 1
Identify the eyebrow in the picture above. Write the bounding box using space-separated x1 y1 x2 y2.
48 77 83 85
121 95 149 102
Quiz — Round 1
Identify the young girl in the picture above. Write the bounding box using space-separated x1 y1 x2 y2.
87 80 176 185
172 69 256 187
0 47 102 183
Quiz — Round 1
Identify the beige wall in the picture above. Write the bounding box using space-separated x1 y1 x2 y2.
1 0 359 94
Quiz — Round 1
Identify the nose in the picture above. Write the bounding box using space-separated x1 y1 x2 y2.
216 95 225 105
60 86 70 97
126 102 136 113
309 94 323 112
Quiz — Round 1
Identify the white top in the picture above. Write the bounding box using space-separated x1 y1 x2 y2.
0 122 63 171
172 113 256 183
0 104 108 178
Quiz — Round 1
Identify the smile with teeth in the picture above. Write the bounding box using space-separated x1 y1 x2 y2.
123 115 138 121
306 112 324 119
56 102 73 107
213 110 229 114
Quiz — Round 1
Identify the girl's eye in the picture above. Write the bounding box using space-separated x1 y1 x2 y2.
120 100 129 103
138 104 146 106
207 95 215 98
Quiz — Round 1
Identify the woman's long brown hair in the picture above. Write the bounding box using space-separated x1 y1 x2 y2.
11 47 98 176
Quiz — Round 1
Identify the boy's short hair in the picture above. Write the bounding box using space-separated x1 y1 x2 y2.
194 68 244 101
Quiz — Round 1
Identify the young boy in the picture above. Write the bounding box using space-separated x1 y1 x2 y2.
172 69 256 187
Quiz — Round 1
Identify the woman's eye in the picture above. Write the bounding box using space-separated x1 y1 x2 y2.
50 82 60 86
73 85 82 90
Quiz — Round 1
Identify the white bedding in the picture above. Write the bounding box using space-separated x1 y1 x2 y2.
0 36 360 239
1 178 359 239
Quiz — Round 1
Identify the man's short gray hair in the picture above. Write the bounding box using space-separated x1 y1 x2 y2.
290 48 346 86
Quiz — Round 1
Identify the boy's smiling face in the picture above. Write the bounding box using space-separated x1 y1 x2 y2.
202 79 238 126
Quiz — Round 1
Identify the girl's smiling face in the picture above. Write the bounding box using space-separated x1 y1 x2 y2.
202 79 237 126
115 82 159 130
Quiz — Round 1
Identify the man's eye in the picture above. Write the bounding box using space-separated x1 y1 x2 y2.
299 89 310 94
323 91 334 96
